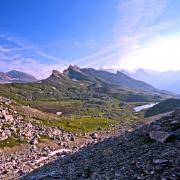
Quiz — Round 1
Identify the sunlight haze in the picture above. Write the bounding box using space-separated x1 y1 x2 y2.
0 0 180 78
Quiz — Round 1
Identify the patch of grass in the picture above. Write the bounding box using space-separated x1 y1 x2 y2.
39 134 52 142
32 116 116 133
1 123 11 129
0 136 26 148
28 100 83 114
39 134 51 139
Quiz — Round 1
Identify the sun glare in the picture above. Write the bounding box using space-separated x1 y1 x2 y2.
119 35 180 71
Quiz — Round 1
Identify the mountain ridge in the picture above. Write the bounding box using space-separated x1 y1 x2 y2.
64 65 157 92
0 65 171 116
0 70 37 84
126 69 180 94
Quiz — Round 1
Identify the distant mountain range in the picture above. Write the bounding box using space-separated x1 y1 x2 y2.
64 65 156 92
0 66 171 108
0 70 37 83
1 67 178 96
125 69 180 94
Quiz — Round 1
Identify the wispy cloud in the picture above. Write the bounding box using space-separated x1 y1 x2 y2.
82 52 120 68
114 0 169 53
70 0 170 69
0 0 175 76
71 44 118 65
0 55 67 79
0 33 67 63
0 33 68 78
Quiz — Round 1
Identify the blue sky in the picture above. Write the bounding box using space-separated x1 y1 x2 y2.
0 0 180 78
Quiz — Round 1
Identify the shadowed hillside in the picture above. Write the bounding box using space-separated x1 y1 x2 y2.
22 110 180 180
145 98 180 117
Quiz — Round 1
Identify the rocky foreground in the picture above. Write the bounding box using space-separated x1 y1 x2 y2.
23 110 180 179
0 97 96 179
0 95 180 180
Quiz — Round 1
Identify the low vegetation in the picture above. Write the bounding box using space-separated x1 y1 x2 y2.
0 136 26 148
145 98 180 117
32 116 115 133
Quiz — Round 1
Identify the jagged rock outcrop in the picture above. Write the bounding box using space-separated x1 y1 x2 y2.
63 65 158 92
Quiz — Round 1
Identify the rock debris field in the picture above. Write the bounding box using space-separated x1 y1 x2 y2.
0 96 179 180
23 110 180 179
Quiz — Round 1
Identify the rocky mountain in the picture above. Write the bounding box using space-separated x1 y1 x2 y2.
64 65 157 92
0 66 179 179
23 108 180 180
126 69 180 94
0 66 171 116
0 70 37 84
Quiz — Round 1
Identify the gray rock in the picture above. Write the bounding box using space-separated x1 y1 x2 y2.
90 133 98 139
4 114 14 122
149 131 172 143
30 138 39 145
29 171 56 180
153 159 169 164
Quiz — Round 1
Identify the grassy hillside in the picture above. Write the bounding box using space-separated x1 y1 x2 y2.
0 67 170 133
145 98 180 117
0 68 165 116
10 98 141 133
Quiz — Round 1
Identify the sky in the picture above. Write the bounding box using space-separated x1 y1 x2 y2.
0 0 180 78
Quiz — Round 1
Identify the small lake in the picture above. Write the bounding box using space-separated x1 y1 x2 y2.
133 103 158 112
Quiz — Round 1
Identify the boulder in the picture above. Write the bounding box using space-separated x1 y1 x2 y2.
0 131 8 140
4 115 14 122
149 131 174 143
153 159 169 165
90 133 98 140
25 130 33 138
30 138 38 145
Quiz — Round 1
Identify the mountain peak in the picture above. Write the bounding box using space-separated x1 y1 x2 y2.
8 70 24 73
0 70 37 83
135 68 147 74
116 71 122 74
68 65 81 72
51 70 64 78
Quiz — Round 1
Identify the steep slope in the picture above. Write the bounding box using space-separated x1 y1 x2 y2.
23 110 180 179
0 68 168 119
0 68 166 106
0 70 37 83
127 69 180 94
64 65 157 92
145 98 180 117
83 68 156 91
63 65 96 82
7 70 37 83
0 72 12 83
